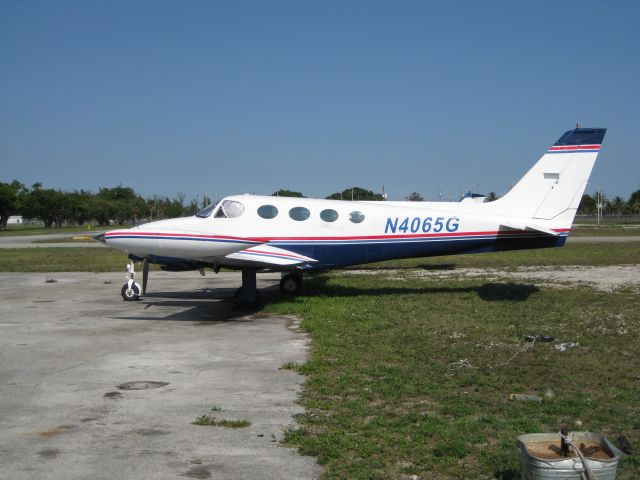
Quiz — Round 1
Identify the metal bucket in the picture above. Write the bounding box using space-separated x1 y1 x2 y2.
517 432 623 480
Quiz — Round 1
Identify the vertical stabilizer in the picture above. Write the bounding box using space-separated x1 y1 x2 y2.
493 128 606 225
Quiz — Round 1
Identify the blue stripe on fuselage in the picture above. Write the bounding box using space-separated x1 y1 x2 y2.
272 234 567 269
134 233 567 270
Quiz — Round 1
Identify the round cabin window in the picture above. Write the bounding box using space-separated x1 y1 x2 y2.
289 207 311 221
349 211 365 223
320 209 339 222
257 205 279 219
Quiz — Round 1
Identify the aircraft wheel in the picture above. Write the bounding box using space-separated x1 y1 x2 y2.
280 274 302 295
121 282 141 301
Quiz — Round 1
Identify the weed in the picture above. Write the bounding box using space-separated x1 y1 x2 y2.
216 419 251 428
192 415 216 426
192 415 250 428
280 362 301 371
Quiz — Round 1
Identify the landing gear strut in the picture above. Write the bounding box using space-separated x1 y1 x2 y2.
121 261 142 301
280 272 303 295
234 267 259 306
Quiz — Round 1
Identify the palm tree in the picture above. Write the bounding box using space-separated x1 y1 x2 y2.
610 196 625 216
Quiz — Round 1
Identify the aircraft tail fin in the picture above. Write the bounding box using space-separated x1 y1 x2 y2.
492 127 606 226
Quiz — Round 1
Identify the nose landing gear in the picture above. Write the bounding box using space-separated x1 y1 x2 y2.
121 262 142 301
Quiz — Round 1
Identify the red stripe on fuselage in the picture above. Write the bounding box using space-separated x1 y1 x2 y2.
105 228 570 244
243 249 308 260
105 231 259 242
250 228 570 242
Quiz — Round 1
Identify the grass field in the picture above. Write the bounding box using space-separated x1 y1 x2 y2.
264 273 640 479
0 225 124 237
32 236 95 243
0 242 637 273
0 247 131 272
570 225 640 236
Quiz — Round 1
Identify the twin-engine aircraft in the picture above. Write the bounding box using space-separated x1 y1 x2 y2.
95 127 606 303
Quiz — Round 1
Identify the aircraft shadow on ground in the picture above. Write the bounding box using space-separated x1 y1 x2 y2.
110 279 538 322
110 285 280 323
295 277 539 303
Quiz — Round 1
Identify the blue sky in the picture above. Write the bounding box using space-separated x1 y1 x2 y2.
1 0 639 202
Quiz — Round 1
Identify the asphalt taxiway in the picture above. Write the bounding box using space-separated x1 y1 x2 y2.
0 271 320 480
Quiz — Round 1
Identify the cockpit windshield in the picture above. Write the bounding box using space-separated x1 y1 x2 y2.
221 200 244 218
195 199 220 218
195 199 245 219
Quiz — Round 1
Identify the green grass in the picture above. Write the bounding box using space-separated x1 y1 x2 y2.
32 236 94 243
192 415 251 428
0 242 637 273
264 274 640 479
280 362 302 371
571 225 640 236
192 414 217 426
216 419 252 428
0 247 131 272
0 225 126 237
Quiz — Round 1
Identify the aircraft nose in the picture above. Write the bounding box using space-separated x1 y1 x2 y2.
93 233 106 244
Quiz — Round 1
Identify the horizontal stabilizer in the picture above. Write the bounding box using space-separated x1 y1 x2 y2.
225 245 317 267
500 221 559 236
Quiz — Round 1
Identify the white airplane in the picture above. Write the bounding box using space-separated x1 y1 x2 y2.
95 127 606 304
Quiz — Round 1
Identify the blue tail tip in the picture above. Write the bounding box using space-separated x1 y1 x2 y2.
554 128 606 146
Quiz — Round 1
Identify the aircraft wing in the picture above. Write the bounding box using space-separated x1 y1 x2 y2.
499 220 559 236
224 245 317 267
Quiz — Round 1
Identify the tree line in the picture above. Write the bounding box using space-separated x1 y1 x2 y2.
577 191 640 215
1 180 638 230
0 181 202 230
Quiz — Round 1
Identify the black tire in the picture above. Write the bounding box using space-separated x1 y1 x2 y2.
121 282 141 301
280 274 302 295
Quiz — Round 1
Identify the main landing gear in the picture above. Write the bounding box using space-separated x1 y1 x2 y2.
234 269 304 307
234 267 259 306
280 273 303 295
121 261 142 301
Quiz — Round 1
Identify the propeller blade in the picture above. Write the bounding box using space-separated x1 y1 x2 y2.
142 258 149 294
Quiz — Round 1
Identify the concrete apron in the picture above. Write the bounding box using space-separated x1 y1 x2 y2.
0 271 320 480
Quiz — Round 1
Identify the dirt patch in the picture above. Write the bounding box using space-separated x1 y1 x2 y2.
348 265 640 292
525 440 613 460
39 425 75 437
117 381 169 390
